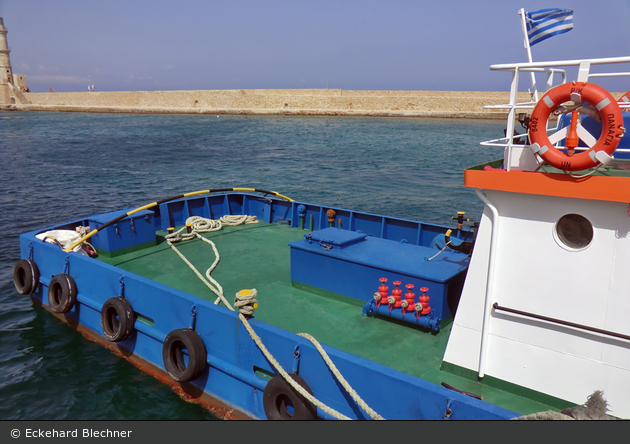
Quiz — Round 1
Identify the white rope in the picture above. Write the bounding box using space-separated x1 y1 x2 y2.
220 215 258 226
189 215 223 232
166 233 233 309
426 241 451 261
234 289 258 316
237 312 352 420
165 216 223 243
297 332 384 420
567 163 604 178
512 411 574 420
165 215 253 310
166 214 381 420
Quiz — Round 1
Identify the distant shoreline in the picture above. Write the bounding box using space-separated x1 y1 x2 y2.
1 89 536 119
1 104 508 119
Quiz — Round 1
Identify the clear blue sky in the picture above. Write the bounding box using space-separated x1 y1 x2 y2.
1 0 629 93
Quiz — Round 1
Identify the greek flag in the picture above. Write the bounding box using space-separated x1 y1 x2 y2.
526 8 573 46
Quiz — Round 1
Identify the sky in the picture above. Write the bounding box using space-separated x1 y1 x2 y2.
1 0 629 93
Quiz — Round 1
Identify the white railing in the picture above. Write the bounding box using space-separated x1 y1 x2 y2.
480 56 630 171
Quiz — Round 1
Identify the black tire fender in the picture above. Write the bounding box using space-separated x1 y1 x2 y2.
100 297 135 342
162 328 207 383
263 373 318 420
13 259 40 295
47 274 78 313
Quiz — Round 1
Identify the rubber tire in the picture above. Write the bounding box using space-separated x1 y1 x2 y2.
47 274 78 313
263 373 318 420
13 259 40 295
100 297 135 342
162 328 207 383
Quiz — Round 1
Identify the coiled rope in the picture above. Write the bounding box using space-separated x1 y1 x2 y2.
167 215 383 420
234 289 258 316
165 215 258 307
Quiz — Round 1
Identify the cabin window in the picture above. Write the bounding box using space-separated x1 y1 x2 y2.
554 213 593 250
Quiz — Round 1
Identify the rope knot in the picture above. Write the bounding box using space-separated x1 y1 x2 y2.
235 288 258 316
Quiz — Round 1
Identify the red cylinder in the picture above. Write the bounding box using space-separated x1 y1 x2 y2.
378 278 389 305
419 287 431 315
403 284 415 313
392 281 402 308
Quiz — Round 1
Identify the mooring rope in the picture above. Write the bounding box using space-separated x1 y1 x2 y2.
234 289 258 316
166 233 227 307
167 215 383 420
297 332 384 420
165 215 259 307
236 311 352 420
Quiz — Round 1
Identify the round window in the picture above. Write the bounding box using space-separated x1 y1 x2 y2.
555 213 593 250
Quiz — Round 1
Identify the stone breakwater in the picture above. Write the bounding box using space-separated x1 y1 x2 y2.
3 89 533 119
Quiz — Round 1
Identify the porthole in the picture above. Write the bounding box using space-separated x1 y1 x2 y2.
554 213 593 251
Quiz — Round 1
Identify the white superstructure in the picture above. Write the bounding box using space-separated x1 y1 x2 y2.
443 56 630 418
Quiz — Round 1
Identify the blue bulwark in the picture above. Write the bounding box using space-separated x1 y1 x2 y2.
289 227 469 324
88 209 156 256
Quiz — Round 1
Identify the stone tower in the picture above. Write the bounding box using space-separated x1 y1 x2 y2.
0 16 29 105
0 17 13 83
0 16 14 103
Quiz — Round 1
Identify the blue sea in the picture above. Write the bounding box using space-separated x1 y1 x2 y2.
0 111 504 420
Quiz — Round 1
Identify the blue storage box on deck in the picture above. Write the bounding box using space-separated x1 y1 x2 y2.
289 227 469 323
87 209 156 257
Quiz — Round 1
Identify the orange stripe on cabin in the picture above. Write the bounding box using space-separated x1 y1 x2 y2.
464 168 630 203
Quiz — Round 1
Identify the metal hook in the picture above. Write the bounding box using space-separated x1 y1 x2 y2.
63 256 70 275
119 276 125 298
189 304 197 330
292 344 300 373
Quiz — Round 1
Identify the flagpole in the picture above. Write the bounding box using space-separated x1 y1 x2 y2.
518 8 538 101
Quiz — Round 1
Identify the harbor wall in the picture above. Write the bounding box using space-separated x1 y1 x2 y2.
1 89 534 119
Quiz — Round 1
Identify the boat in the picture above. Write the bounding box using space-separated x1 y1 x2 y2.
13 20 630 421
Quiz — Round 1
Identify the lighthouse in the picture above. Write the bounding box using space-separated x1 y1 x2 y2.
0 16 14 103
0 16 28 105
0 17 13 82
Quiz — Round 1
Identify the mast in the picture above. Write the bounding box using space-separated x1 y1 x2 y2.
518 8 538 101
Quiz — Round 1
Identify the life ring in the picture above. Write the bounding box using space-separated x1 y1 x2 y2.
47 274 78 313
13 259 40 295
620 91 630 111
100 297 135 342
263 373 318 420
162 328 207 383
528 82 624 171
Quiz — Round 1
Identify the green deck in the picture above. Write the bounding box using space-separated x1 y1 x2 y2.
97 221 573 416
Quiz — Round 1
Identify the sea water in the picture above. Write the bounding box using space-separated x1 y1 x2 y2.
0 111 505 420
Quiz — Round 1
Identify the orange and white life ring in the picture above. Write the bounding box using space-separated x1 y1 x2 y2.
619 91 630 110
528 82 624 171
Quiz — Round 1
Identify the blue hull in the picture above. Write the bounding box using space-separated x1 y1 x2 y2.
17 192 518 420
